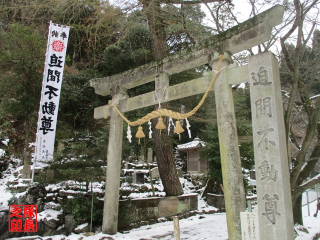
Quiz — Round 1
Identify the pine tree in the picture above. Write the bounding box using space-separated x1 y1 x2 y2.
0 24 45 157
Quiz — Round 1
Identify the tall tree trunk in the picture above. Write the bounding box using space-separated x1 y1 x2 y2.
293 194 303 225
142 0 167 60
141 0 183 196
154 117 183 196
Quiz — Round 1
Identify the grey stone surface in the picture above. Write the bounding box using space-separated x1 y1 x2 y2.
214 60 246 240
64 214 76 235
159 196 179 217
151 167 160 179
22 152 31 179
102 88 127 235
249 52 294 240
207 194 225 210
126 194 197 223
43 212 64 229
138 155 144 162
132 172 145 184
147 148 153 163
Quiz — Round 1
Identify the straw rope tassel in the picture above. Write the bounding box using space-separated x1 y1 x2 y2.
155 116 166 135
104 55 225 129
135 126 145 144
174 120 184 140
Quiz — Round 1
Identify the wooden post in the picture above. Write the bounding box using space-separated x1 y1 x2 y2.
173 216 180 240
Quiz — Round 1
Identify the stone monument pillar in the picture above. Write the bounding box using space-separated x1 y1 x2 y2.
22 152 31 179
147 148 153 163
249 52 294 240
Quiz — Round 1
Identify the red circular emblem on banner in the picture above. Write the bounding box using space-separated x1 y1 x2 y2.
51 40 65 52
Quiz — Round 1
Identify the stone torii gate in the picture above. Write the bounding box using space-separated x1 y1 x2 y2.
90 5 294 240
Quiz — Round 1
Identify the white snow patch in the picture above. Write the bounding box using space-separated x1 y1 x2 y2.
37 209 63 221
300 173 320 189
128 192 166 199
0 185 13 209
57 224 64 231
176 137 205 150
0 149 5 157
75 222 88 231
238 82 246 89
1 138 9 146
282 89 290 98
310 94 320 100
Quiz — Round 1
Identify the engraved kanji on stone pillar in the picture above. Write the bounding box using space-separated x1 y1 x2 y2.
262 194 281 224
255 97 272 118
249 52 294 240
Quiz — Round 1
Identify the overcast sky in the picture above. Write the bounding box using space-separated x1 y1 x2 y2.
108 0 257 28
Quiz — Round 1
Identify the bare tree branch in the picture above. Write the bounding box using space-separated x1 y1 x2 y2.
291 98 320 189
162 0 231 4
301 0 320 19
292 174 320 204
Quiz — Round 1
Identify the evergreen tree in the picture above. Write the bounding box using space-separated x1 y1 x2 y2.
57 69 109 138
0 0 123 68
0 24 45 157
39 128 108 189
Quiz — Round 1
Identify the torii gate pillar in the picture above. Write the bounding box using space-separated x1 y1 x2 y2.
213 57 246 240
102 87 127 234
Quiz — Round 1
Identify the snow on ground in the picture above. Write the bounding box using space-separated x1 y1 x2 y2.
296 190 320 240
8 213 228 240
6 189 320 240
0 161 20 210
0 183 13 210
1 162 319 240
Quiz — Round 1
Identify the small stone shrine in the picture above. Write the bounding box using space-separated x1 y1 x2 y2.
176 137 207 173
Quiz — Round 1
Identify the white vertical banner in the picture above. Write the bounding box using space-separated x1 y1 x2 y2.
34 22 70 165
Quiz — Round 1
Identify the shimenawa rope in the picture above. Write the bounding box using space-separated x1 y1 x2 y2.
105 55 225 126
